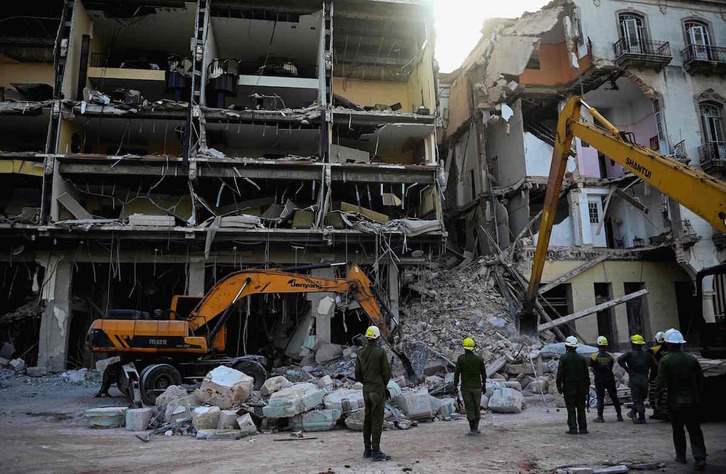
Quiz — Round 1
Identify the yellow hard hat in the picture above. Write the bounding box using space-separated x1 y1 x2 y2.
463 337 475 350
365 326 380 340
630 334 646 345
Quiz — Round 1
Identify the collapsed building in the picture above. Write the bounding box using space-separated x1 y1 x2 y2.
0 0 444 371
439 0 726 349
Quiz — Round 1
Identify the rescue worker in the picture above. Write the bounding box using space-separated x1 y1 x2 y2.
655 329 707 470
556 336 590 434
354 326 392 462
648 331 668 419
453 337 487 436
590 336 623 423
618 334 658 424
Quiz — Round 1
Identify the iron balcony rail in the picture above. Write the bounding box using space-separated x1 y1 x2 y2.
614 38 672 60
699 142 726 165
682 44 726 65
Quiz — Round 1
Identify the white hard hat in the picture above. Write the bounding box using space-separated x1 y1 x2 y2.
597 336 608 346
655 331 665 343
665 329 686 344
365 326 380 340
565 336 579 348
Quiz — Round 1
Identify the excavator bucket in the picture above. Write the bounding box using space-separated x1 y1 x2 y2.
517 309 539 335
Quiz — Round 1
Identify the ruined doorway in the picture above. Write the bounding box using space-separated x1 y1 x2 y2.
624 282 648 337
675 281 701 343
594 283 616 344
541 284 573 337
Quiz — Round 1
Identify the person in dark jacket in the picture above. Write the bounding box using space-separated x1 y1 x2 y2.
453 337 487 436
557 336 590 434
656 329 707 471
618 334 658 424
355 325 392 462
590 336 623 423
648 331 669 420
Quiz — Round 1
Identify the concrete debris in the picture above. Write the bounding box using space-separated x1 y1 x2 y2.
155 385 189 412
236 413 258 437
260 375 293 396
95 356 121 375
317 375 334 391
263 383 326 418
126 408 154 432
128 214 175 227
323 389 365 415
84 407 128 428
217 410 240 429
9 358 26 373
61 368 88 384
314 342 343 364
488 387 524 414
0 357 9 368
196 429 244 440
165 394 198 423
396 388 433 420
195 366 254 409
192 406 222 430
289 408 341 432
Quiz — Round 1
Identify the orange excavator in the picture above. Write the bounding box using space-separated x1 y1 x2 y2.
87 263 407 404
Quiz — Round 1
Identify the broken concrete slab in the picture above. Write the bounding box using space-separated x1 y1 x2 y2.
289 408 341 432
315 342 343 364
236 413 258 437
125 408 154 431
193 406 221 430
318 375 334 391
396 389 433 420
323 389 365 415
155 385 188 412
260 375 293 397
128 214 175 227
9 358 25 372
84 407 128 428
436 397 457 419
195 366 254 409
488 387 524 413
263 383 326 418
387 380 402 399
503 380 522 391
196 429 244 440
217 409 239 429
26 366 47 377
58 192 93 220
165 394 198 423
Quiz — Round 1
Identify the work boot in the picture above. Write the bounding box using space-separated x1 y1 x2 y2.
626 410 635 420
616 413 623 422
465 420 476 436
633 418 645 425
474 419 481 434
363 445 371 459
371 450 391 462
566 429 579 435
579 428 589 434
594 416 604 423
674 455 687 464
694 458 706 471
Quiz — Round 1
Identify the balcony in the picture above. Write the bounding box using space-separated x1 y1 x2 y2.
682 44 726 74
614 38 672 69
699 142 726 173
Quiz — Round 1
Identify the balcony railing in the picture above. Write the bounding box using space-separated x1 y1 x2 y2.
699 141 726 173
614 38 672 68
682 44 726 72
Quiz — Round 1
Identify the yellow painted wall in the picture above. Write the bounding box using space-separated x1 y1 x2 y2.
0 61 54 89
63 0 92 99
525 260 692 344
333 77 411 111
407 44 436 113
0 159 44 177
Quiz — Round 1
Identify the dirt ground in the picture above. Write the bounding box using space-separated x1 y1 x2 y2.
1 376 725 474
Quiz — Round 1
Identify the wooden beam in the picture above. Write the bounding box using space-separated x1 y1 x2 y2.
539 254 608 295
538 289 648 331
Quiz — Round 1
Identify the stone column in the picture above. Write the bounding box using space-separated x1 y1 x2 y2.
388 264 400 331
187 258 206 296
308 267 336 344
37 255 73 371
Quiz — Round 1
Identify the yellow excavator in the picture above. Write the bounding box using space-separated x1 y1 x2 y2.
520 96 726 333
87 263 410 404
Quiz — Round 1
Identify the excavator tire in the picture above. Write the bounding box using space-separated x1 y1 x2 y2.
231 358 268 390
139 363 182 405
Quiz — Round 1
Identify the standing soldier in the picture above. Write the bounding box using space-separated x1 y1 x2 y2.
453 337 487 436
649 331 668 419
355 326 391 462
557 336 590 435
618 334 658 424
656 329 707 470
590 336 623 423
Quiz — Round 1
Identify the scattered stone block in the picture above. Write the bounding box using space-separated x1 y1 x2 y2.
503 380 522 391
344 409 365 431
217 410 239 429
485 381 503 398
9 358 25 373
505 363 534 376
196 429 243 440
236 413 258 437
260 375 292 396
84 407 127 428
263 383 326 418
488 388 524 413
26 366 48 377
423 358 448 376
396 389 433 420
290 408 341 432
481 394 489 410
318 375 334 391
343 347 357 360
126 408 154 431
387 380 402 399
315 342 343 364
528 377 549 393
436 397 457 419
323 389 364 415
0 357 9 368
155 385 188 411
352 382 363 390
195 366 254 409
165 394 198 422
193 406 221 430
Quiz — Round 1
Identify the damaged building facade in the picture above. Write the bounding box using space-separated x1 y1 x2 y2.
0 0 443 370
440 0 726 348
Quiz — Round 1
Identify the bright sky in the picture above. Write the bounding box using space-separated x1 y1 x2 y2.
434 0 551 72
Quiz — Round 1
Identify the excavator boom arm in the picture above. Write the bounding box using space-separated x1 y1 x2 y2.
521 96 726 332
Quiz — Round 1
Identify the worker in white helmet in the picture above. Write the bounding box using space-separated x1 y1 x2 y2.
656 329 707 470
556 336 590 434
590 336 623 423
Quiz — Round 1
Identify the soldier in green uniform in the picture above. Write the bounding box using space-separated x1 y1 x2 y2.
649 331 669 420
354 325 391 462
656 329 707 471
557 336 590 434
453 337 487 436
590 336 623 423
618 334 658 424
